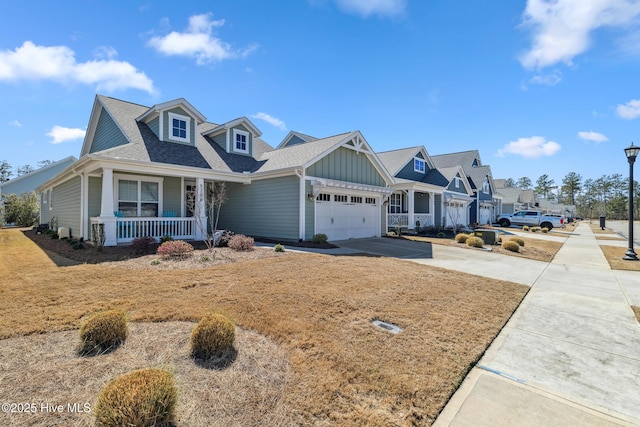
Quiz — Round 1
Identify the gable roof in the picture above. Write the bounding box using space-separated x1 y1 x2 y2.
0 156 77 195
136 98 207 124
438 165 474 195
377 146 436 177
276 131 318 148
431 149 496 193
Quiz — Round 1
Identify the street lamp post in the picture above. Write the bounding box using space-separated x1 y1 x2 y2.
623 143 639 261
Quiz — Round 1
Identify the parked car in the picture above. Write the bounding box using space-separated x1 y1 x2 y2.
496 210 565 230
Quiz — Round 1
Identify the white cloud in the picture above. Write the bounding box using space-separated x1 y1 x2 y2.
519 0 640 69
496 136 561 158
148 13 257 64
251 112 286 131
616 99 640 119
334 0 406 17
9 120 22 127
578 131 609 143
0 41 155 93
46 125 86 144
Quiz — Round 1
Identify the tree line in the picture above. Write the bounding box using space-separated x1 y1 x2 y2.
0 159 55 183
503 173 640 220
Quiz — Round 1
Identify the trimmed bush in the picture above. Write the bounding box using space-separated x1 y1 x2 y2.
274 243 285 252
437 232 446 238
531 226 540 233
522 226 529 232
159 235 174 244
541 227 549 233
94 368 177 427
455 233 470 243
157 240 194 259
466 236 484 248
502 240 520 252
312 233 328 244
191 312 236 360
228 234 254 251
509 237 525 247
78 310 128 356
131 236 156 254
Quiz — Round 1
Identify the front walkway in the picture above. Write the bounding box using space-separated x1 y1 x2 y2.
433 223 640 426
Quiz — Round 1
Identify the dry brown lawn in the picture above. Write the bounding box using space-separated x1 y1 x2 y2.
405 234 564 262
0 228 528 426
633 306 640 323
598 244 640 271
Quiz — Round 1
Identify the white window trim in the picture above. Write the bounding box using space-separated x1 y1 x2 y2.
233 128 250 154
113 174 164 217
413 157 426 174
48 189 53 210
454 177 461 188
168 112 191 144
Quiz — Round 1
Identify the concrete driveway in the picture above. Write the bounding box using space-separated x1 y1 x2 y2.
332 237 433 259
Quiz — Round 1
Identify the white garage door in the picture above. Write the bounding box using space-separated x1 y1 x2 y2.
445 202 467 228
479 206 491 225
315 194 379 241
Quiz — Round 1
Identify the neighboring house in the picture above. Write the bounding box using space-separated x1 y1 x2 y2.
377 146 474 230
494 179 538 214
0 156 77 208
431 150 501 225
36 95 394 246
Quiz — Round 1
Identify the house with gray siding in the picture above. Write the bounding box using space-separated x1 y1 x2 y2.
37 95 394 245
378 146 474 230
0 156 77 200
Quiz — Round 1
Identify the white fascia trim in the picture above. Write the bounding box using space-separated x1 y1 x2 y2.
390 182 444 194
136 98 206 124
80 97 103 156
202 117 262 138
167 112 191 144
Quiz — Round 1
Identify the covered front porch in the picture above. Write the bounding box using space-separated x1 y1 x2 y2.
386 187 439 231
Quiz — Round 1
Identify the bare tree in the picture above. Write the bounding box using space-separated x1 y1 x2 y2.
445 196 464 234
188 181 228 252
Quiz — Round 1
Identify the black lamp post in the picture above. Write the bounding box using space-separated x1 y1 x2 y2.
623 143 639 261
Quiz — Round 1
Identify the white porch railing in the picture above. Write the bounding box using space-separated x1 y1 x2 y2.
90 217 195 243
387 213 433 229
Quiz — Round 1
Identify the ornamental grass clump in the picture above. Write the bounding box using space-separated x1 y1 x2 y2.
522 226 529 232
157 240 194 259
509 237 525 247
78 310 128 356
466 236 484 248
191 312 236 361
94 368 177 427
541 227 549 233
455 233 470 243
502 240 520 253
228 234 254 251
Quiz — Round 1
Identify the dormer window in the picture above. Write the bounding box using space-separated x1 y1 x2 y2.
455 177 461 188
168 112 190 143
233 129 249 154
414 158 426 174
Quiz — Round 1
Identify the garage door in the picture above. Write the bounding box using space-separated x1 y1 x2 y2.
479 206 491 225
315 194 379 241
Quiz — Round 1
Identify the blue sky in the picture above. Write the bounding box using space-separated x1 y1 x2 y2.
2 0 640 187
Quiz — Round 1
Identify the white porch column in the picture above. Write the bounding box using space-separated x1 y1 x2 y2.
195 178 207 240
408 189 415 229
429 192 436 226
99 168 117 246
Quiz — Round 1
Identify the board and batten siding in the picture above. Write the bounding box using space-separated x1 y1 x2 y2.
90 109 129 153
218 176 299 241
304 180 315 240
41 176 82 238
306 147 385 186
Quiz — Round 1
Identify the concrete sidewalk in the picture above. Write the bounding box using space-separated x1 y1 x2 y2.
433 223 640 426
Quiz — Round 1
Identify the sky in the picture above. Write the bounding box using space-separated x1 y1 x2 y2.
2 0 640 188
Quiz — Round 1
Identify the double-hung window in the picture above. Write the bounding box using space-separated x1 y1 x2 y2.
233 129 249 154
116 176 162 217
168 112 190 143
414 158 426 174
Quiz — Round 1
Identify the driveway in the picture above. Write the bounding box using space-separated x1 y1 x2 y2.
332 237 433 259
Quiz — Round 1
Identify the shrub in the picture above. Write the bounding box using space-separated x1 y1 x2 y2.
466 236 484 248
216 230 235 247
437 232 446 238
509 237 525 247
502 240 520 252
228 234 254 251
157 240 194 259
159 235 174 244
312 233 328 244
2 192 39 227
191 312 236 360
150 259 161 265
531 226 540 233
455 233 470 243
94 368 177 427
78 310 128 356
50 232 59 239
201 255 211 262
541 227 549 233
274 243 285 252
522 226 529 231
131 236 156 254
72 242 84 250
